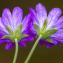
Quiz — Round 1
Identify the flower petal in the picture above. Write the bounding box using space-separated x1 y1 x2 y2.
54 16 63 29
0 39 11 44
22 14 31 32
52 30 63 38
47 8 62 29
2 8 12 27
51 37 59 45
0 30 6 38
29 8 38 25
22 14 36 35
19 36 35 47
0 17 8 33
12 7 23 30
51 30 63 43
22 14 36 36
5 43 14 50
35 3 47 28
39 38 55 48
46 43 55 48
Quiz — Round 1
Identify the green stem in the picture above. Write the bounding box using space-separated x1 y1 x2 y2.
24 35 41 63
12 39 18 63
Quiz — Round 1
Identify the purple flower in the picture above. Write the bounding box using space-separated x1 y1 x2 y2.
0 7 34 50
30 3 63 47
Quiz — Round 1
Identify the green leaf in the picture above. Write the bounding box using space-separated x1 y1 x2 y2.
6 25 13 34
2 35 10 39
41 19 48 31
34 24 40 35
46 38 52 43
40 29 57 39
45 29 57 35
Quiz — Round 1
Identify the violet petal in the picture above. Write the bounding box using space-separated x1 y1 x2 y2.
22 13 36 35
2 8 12 27
47 8 62 29
0 30 6 38
19 36 34 47
5 42 14 50
12 7 23 30
0 39 11 44
39 38 55 48
35 3 47 28
54 16 63 29
0 17 8 33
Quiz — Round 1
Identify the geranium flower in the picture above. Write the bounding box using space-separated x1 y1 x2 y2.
30 3 63 47
24 3 63 63
0 7 34 63
0 7 34 49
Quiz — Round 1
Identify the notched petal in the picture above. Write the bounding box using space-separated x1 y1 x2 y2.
47 8 62 27
2 8 12 26
12 7 23 28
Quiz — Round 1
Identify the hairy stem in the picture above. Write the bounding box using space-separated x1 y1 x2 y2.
12 39 18 63
24 35 41 63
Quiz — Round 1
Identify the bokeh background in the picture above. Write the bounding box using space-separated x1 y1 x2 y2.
0 0 63 63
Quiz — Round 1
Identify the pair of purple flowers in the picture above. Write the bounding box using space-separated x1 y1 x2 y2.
0 3 63 63
0 3 63 49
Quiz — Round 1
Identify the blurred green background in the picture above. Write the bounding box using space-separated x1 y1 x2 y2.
0 0 63 63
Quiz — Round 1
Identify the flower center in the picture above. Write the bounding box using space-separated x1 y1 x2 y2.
3 24 23 42
34 19 57 41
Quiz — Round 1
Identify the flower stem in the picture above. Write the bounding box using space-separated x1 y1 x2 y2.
12 39 18 63
24 35 41 63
